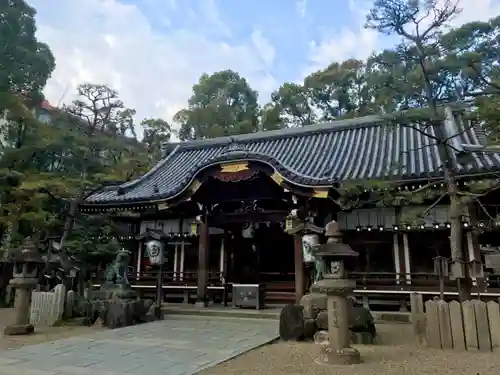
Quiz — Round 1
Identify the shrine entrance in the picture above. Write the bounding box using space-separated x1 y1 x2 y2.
218 220 296 303
188 161 320 304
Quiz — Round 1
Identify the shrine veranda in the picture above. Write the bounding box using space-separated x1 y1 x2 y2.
80 112 500 307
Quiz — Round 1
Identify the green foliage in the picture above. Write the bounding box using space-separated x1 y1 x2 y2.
64 216 124 263
175 70 260 140
141 118 173 162
0 83 154 258
0 0 55 113
267 83 315 126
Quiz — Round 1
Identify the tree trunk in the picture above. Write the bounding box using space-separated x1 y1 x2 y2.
428 118 471 301
448 183 471 301
57 198 80 251
414 40 472 301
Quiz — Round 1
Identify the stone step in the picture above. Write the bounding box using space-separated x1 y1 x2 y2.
161 305 280 320
161 305 411 324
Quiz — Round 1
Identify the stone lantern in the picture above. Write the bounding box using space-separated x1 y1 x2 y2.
311 220 361 365
4 237 45 335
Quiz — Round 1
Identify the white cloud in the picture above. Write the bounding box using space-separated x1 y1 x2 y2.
302 0 377 77
251 30 276 67
305 27 378 76
296 0 308 18
199 0 232 37
305 0 500 77
30 0 277 136
449 0 500 26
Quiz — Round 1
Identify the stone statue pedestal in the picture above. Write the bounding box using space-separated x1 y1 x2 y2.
4 277 38 335
96 283 139 300
83 248 158 328
88 285 152 329
313 277 361 365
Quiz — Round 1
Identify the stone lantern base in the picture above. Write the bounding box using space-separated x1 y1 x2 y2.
4 276 38 336
311 277 362 365
310 277 356 295
316 345 361 365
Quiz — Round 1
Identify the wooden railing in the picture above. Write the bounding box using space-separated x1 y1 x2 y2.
349 271 444 289
89 270 500 290
87 270 500 302
92 270 224 287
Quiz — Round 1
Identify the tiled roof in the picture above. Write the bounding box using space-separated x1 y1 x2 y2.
85 111 500 205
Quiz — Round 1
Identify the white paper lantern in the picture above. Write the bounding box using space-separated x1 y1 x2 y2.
145 239 164 265
302 234 319 263
241 222 254 239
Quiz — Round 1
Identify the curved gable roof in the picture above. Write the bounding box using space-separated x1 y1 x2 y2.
85 114 500 205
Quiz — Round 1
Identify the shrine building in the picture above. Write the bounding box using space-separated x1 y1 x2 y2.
80 109 500 308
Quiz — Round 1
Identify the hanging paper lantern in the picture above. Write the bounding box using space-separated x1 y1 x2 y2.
145 239 164 265
302 234 319 263
242 222 254 238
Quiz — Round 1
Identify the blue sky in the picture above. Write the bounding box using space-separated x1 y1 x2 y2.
31 0 500 133
124 0 375 86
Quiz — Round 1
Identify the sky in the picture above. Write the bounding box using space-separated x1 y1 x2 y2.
29 0 500 136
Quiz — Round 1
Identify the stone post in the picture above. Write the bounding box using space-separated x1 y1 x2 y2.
4 274 38 335
312 221 361 365
4 237 44 336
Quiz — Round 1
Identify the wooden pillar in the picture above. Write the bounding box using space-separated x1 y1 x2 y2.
136 242 142 281
196 219 210 306
230 234 235 281
294 234 305 303
402 233 411 284
219 237 225 278
179 242 185 281
220 232 230 283
393 233 401 284
173 243 179 281
175 218 182 282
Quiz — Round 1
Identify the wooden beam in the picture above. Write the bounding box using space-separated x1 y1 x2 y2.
157 202 169 211
270 172 284 186
188 179 202 194
294 234 305 303
220 162 249 173
196 217 210 306
312 189 329 198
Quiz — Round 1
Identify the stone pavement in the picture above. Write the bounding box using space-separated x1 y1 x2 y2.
0 315 279 375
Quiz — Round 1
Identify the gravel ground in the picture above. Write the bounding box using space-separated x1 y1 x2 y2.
199 342 499 375
200 324 500 375
0 307 101 350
